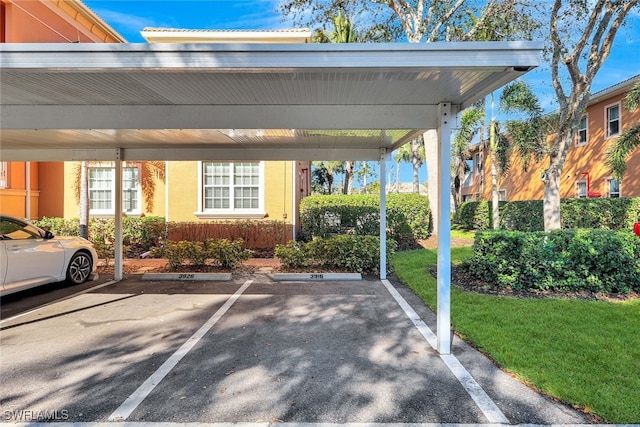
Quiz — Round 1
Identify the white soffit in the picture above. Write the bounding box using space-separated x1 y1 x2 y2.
0 42 542 161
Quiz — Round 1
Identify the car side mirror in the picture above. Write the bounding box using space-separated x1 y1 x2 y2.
43 230 55 239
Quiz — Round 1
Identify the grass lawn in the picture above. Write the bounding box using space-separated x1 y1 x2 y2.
391 247 640 423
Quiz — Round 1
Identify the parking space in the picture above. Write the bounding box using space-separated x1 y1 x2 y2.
0 274 588 424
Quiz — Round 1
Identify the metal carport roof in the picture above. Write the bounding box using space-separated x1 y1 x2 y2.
0 40 542 354
0 42 540 161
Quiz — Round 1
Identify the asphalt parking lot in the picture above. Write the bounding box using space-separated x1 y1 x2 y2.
0 273 589 424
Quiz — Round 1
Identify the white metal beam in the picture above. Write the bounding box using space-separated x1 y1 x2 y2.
0 105 439 131
0 41 543 71
437 102 455 355
0 147 386 162
379 148 387 280
114 149 123 281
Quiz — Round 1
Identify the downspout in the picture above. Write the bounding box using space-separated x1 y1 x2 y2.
292 161 297 241
164 161 170 241
25 161 31 219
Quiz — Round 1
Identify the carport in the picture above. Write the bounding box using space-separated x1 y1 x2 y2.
0 41 541 354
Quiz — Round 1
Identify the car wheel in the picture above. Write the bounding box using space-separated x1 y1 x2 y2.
67 251 93 284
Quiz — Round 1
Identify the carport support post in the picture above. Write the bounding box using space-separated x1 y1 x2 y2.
437 102 453 355
114 149 123 281
379 148 387 280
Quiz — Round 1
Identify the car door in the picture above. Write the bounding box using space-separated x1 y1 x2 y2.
0 218 65 293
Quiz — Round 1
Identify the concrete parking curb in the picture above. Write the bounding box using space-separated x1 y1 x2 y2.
271 272 362 281
141 272 232 281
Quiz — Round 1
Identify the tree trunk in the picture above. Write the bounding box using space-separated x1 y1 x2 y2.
542 164 561 231
489 121 500 230
411 138 420 193
395 161 400 193
79 161 89 239
343 161 354 194
423 130 439 232
490 152 499 229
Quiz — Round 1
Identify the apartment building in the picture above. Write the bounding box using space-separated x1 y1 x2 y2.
462 74 640 202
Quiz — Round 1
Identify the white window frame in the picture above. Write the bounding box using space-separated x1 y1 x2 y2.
576 114 588 146
605 102 621 139
0 162 8 188
498 189 507 201
605 177 621 198
88 164 142 216
576 180 587 198
196 161 266 219
474 153 482 175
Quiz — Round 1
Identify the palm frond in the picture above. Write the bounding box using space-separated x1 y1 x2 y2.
605 125 640 181
624 81 640 111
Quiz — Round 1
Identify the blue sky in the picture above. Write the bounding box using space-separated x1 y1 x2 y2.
83 0 639 185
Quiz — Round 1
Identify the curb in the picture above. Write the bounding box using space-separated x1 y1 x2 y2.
271 272 362 281
141 272 232 281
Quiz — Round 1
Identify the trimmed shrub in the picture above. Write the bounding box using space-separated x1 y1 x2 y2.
151 238 252 270
299 194 430 247
276 235 396 274
465 229 640 293
456 197 640 232
205 238 253 269
33 216 165 257
274 240 310 268
457 201 494 230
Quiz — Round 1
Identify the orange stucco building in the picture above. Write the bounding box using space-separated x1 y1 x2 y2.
463 74 640 202
0 0 124 219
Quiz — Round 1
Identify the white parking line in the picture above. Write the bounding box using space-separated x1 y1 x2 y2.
108 279 253 422
2 422 638 427
380 279 510 424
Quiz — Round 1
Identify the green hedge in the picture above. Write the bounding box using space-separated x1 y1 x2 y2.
33 216 166 258
465 229 640 293
457 197 640 232
299 194 431 247
151 238 252 270
275 235 397 274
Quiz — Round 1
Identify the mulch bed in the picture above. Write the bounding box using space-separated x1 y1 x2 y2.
429 265 639 302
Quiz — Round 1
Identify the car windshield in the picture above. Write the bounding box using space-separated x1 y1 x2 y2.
0 218 44 240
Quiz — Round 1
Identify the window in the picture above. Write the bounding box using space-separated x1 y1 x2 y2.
474 153 482 175
474 192 480 200
606 103 621 138
462 194 473 202
88 166 141 215
0 162 8 188
576 115 588 146
498 189 507 201
0 217 41 240
606 178 620 198
576 180 587 198
198 161 264 218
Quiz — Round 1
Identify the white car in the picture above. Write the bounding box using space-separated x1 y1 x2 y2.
0 214 98 297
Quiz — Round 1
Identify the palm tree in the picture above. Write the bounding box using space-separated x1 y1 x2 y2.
311 160 345 194
606 80 640 181
314 9 360 195
354 161 374 193
395 140 425 193
395 143 411 192
452 106 484 212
